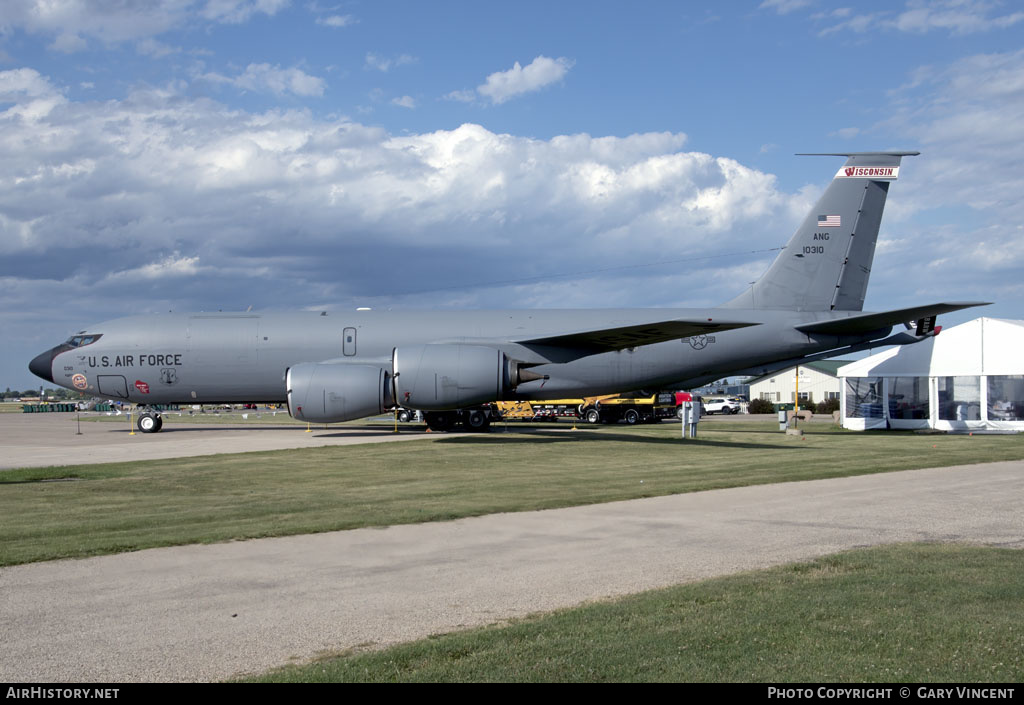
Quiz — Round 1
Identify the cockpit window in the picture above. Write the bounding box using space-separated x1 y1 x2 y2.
65 334 102 348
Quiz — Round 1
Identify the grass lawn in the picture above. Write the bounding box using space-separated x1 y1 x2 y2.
245 543 1024 682
1 420 1023 566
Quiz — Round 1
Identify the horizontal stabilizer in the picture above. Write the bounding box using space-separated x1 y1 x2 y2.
796 151 922 157
796 302 989 336
518 319 759 353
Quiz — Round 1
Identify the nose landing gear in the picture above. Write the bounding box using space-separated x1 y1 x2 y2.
136 410 164 433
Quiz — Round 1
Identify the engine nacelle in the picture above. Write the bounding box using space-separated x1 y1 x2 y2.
287 363 393 423
393 344 508 410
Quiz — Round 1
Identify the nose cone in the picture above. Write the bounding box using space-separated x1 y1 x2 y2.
29 350 54 383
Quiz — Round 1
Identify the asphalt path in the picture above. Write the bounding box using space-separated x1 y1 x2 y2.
0 412 449 470
2 460 1022 682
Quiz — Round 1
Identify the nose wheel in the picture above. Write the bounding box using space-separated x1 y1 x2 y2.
137 411 163 433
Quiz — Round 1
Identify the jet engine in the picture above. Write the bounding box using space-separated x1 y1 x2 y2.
287 363 393 423
392 344 543 411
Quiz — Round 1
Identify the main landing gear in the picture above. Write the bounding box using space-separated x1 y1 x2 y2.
422 408 493 433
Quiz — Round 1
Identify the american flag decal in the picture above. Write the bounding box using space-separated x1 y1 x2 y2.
817 214 840 228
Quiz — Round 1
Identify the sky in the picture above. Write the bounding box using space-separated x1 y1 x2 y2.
3 0 1024 391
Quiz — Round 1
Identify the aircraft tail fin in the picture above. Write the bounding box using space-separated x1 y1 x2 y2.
723 151 919 312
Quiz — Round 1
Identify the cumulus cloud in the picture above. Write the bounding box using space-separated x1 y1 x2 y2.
2 53 1014 299
477 56 574 105
0 67 67 123
0 0 288 51
390 95 416 109
200 63 326 97
0 67 60 99
0 69 801 323
1 0 187 51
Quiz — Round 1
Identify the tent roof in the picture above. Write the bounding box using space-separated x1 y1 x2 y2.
838 318 1024 377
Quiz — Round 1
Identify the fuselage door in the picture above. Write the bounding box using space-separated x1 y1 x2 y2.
97 375 129 399
343 327 357 357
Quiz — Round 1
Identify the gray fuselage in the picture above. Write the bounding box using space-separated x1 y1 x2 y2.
38 308 879 405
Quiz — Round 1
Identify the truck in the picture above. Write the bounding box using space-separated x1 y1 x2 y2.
578 391 680 425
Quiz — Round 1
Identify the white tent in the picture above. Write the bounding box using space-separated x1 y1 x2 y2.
837 318 1024 432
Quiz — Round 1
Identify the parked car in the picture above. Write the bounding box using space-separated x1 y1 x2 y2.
703 397 742 415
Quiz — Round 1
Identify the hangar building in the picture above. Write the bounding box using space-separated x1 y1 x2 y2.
747 360 850 406
837 318 1024 432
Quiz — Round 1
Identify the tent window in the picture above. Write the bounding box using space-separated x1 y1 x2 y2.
888 377 929 420
845 378 883 418
937 376 981 421
988 376 1024 421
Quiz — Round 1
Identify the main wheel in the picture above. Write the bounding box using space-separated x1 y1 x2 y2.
624 409 640 425
397 409 412 423
586 409 601 424
423 411 457 432
463 409 491 432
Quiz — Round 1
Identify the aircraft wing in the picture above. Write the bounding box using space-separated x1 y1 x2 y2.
515 318 759 354
796 302 990 336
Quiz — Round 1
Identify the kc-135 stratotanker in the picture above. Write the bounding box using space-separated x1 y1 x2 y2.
30 152 986 433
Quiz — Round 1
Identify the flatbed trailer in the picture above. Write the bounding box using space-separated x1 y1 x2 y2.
494 399 587 421
494 391 680 425
396 390 686 431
